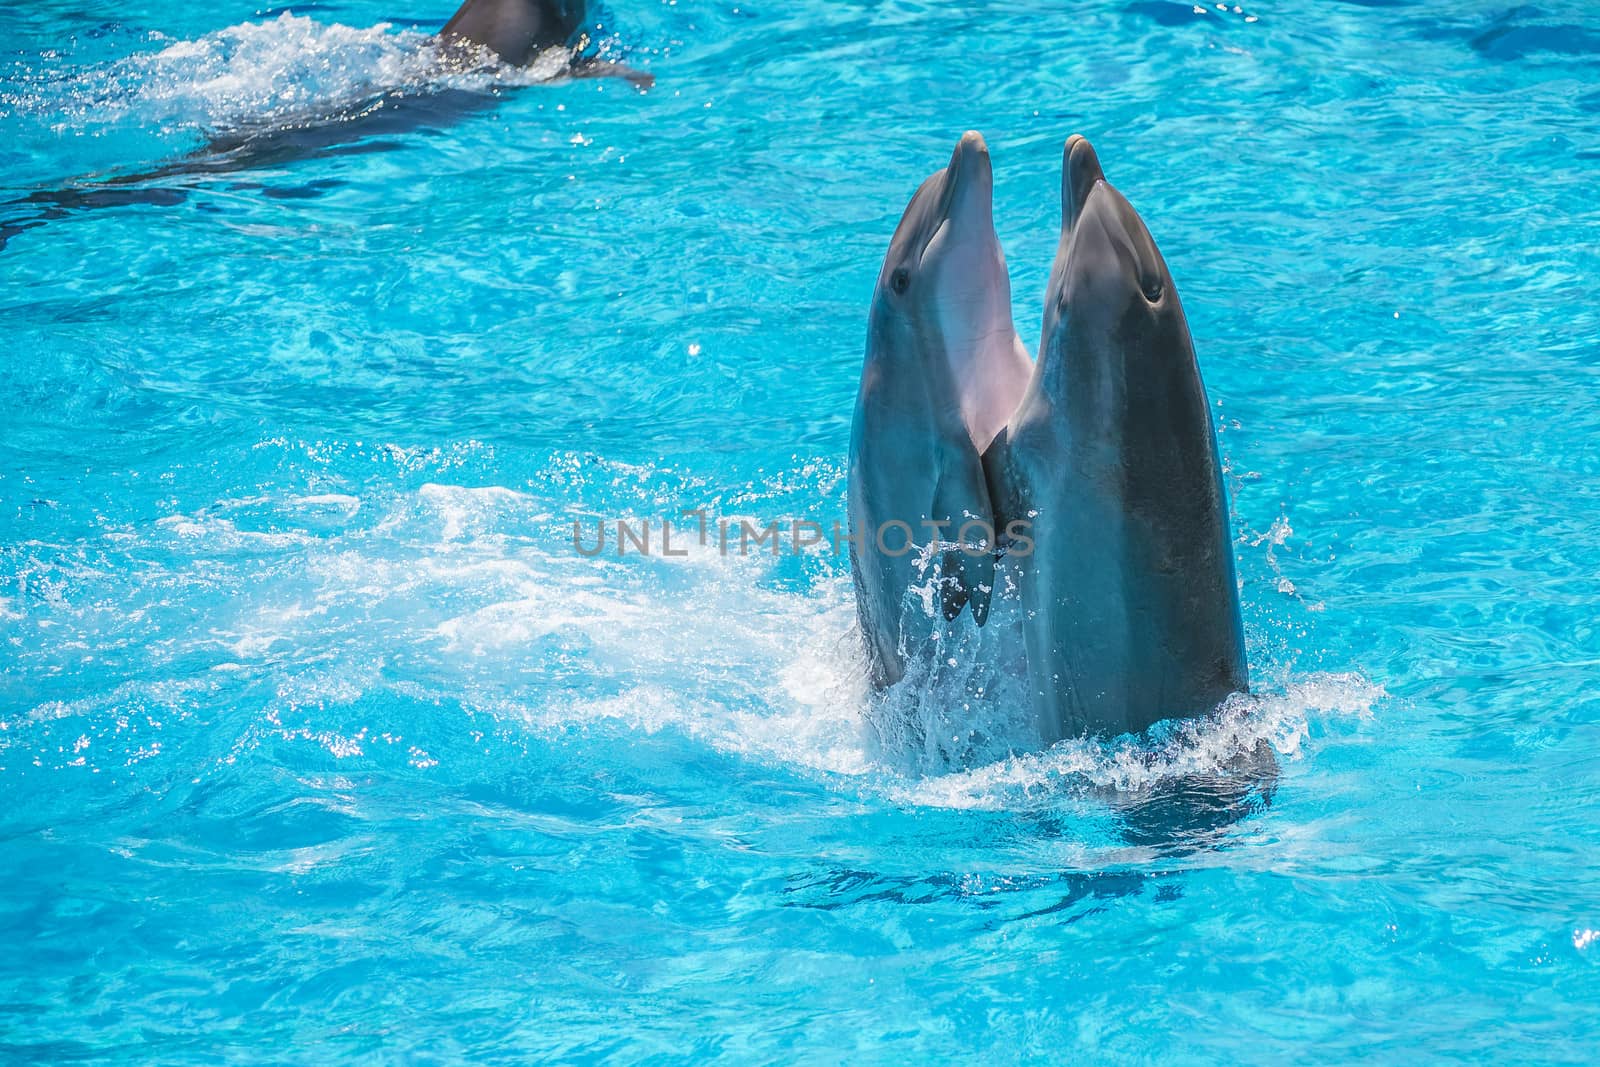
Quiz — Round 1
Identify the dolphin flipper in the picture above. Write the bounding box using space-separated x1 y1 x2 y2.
932 451 997 626
570 57 656 90
980 425 1017 541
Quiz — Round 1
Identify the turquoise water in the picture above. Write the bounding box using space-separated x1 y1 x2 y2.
3 0 1599 1060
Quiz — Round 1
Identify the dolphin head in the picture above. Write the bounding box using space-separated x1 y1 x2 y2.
1040 135 1196 443
439 0 590 65
866 131 1021 450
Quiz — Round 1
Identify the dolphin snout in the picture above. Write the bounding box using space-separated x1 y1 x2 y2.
1063 133 1106 232
948 130 992 187
944 130 995 227
954 129 989 158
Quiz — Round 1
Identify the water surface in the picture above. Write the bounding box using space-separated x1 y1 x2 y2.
2 0 1598 1060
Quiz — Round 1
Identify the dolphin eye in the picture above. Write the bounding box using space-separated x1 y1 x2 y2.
1142 276 1164 303
890 268 910 295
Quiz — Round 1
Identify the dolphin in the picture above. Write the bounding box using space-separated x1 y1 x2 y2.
0 0 649 248
441 0 588 65
848 131 1033 687
983 134 1248 741
438 0 650 81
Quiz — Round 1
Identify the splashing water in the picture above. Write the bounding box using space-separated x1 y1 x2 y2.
1 449 1380 828
5 0 1599 1059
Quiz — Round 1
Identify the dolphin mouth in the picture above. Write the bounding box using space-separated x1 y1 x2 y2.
1063 133 1106 233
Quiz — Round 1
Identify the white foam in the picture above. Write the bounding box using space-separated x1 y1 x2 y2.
886 674 1382 810
415 483 537 542
435 586 649 652
154 512 311 549
292 494 361 518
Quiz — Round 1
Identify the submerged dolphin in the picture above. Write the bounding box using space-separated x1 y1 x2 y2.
0 0 648 247
984 135 1248 741
848 131 1033 687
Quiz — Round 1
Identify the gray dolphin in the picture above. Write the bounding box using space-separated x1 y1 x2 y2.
439 0 649 83
0 0 648 248
440 0 587 65
848 131 1033 687
983 134 1248 741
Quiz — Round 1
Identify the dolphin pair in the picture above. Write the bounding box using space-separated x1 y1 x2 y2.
848 132 1248 743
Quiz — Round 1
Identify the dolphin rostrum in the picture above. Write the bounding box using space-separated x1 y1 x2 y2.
848 131 1033 687
984 134 1248 741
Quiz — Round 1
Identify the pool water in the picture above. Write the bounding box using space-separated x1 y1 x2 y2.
3 0 1598 1060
